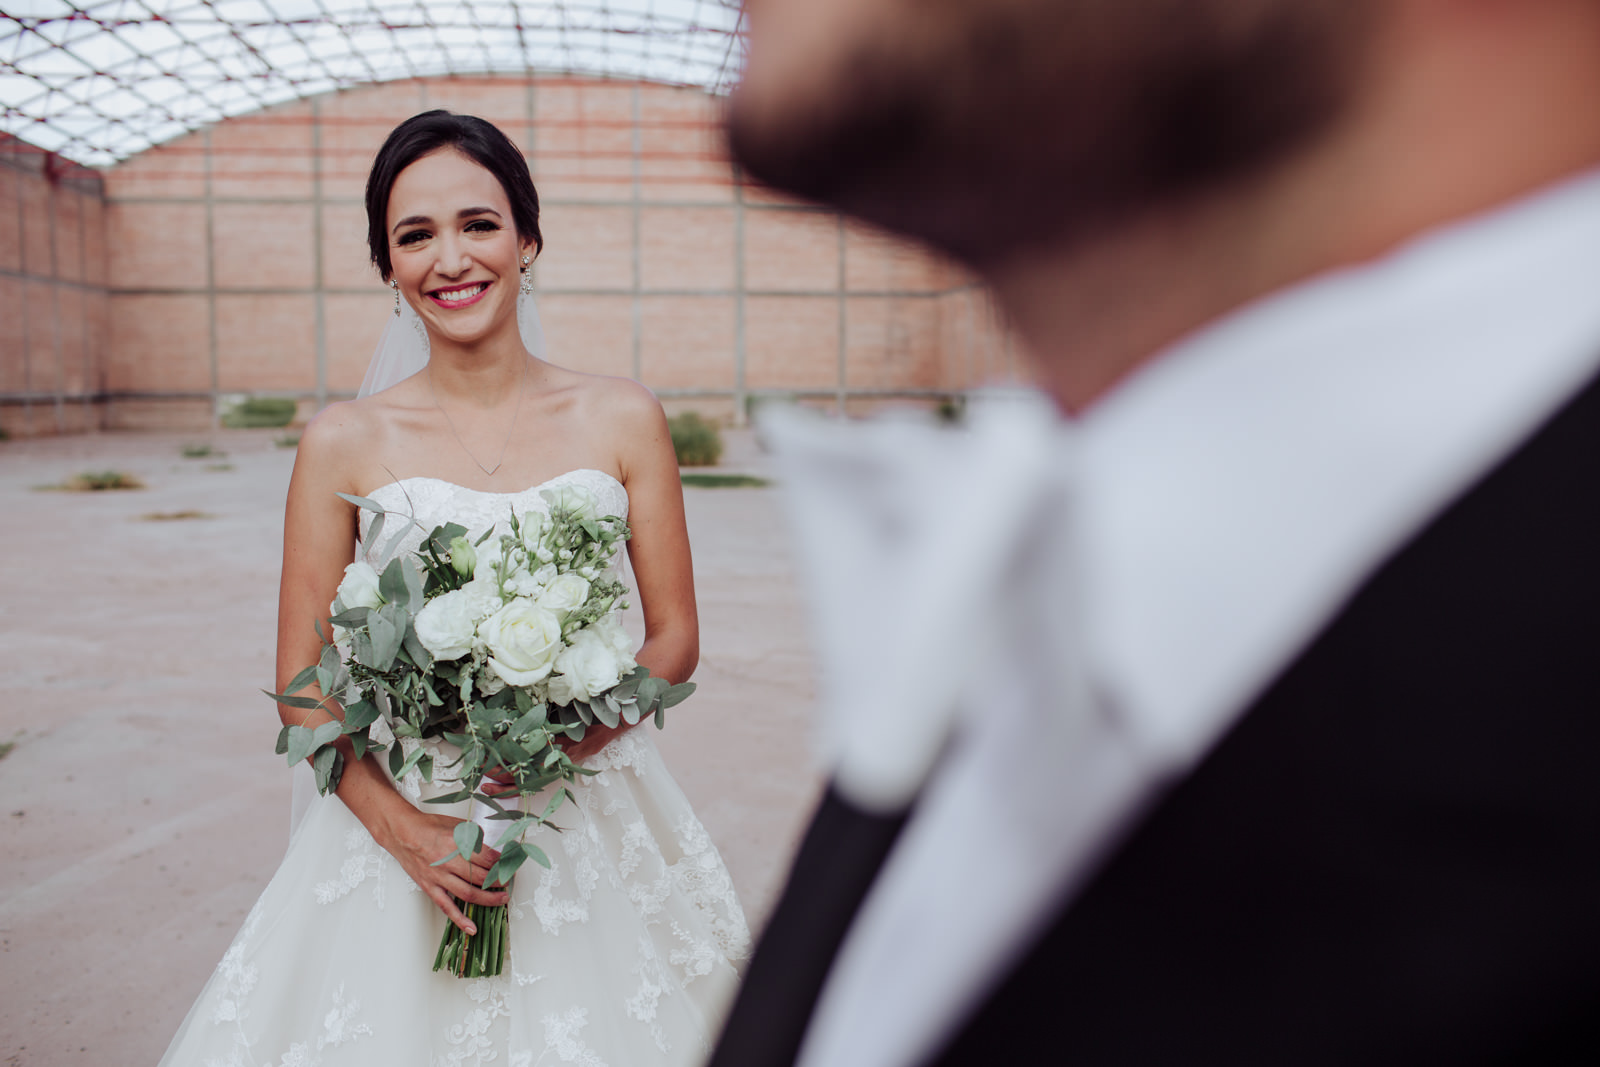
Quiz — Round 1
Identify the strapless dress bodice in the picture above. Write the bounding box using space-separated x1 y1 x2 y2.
358 469 628 565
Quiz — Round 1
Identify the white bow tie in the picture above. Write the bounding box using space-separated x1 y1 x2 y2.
761 392 1087 814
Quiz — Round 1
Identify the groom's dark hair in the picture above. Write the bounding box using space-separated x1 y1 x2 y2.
366 110 544 280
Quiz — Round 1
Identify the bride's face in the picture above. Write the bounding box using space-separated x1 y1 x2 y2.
385 148 533 348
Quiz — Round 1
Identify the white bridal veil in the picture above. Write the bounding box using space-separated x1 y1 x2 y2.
289 287 550 837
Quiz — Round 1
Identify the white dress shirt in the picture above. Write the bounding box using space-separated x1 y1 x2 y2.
773 166 1600 1067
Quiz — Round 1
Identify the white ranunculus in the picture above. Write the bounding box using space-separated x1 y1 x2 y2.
473 535 513 584
541 484 598 521
480 600 564 687
537 573 591 620
458 576 503 616
517 509 550 549
333 561 384 614
414 588 479 661
505 569 543 598
547 629 625 706
591 612 638 669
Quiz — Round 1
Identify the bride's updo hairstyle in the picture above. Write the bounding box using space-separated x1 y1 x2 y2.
365 110 544 281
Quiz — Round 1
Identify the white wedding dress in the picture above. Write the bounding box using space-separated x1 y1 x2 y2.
160 469 750 1067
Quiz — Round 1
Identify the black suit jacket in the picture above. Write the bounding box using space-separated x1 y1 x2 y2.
712 368 1600 1066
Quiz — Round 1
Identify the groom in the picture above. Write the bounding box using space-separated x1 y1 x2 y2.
713 1 1600 1064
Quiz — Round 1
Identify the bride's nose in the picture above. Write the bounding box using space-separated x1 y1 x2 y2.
433 235 473 278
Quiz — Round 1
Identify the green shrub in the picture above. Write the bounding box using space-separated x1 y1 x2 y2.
668 412 723 467
680 473 768 489
63 470 144 491
181 443 221 458
222 396 297 429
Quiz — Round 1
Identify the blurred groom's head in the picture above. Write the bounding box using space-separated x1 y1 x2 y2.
726 0 1378 269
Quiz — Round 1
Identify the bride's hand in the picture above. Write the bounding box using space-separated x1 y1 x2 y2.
386 809 509 934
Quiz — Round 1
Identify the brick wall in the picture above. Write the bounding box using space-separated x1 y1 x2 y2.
0 75 1030 435
0 135 109 437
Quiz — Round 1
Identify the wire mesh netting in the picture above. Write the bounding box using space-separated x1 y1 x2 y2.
0 0 746 166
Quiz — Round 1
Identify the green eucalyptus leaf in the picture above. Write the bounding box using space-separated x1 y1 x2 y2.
379 558 409 608
620 701 641 727
350 731 370 760
285 724 318 766
525 843 552 870
592 699 620 729
660 681 696 710
335 491 386 514
483 841 526 888
394 744 428 780
473 525 496 547
312 745 342 794
453 820 484 860
417 752 434 782
282 664 319 695
539 789 567 821
342 698 380 732
509 707 546 740
424 788 474 805
381 518 416 566
264 690 325 711
367 611 402 671
403 628 431 672
274 724 291 755
365 510 387 557
388 742 405 778
311 720 343 748
403 559 426 605
329 606 372 629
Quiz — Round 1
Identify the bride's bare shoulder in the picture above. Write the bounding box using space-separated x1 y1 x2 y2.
294 383 420 485
553 369 663 424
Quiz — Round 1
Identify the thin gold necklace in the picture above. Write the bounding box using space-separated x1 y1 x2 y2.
427 361 528 477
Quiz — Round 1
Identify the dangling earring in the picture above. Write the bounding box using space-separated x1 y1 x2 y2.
519 256 533 296
390 278 400 316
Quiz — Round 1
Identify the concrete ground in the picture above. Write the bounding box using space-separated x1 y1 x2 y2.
0 427 821 1066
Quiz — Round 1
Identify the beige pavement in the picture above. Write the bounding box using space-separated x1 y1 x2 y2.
0 427 821 1066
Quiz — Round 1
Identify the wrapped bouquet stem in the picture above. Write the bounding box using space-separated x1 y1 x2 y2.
270 483 695 977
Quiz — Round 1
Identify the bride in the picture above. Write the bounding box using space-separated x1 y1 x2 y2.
160 111 750 1066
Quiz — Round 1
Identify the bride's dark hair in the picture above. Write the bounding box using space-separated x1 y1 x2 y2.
366 110 544 280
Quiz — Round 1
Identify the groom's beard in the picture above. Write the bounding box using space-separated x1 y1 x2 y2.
727 0 1377 268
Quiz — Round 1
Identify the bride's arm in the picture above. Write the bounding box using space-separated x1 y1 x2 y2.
562 381 699 763
277 406 509 933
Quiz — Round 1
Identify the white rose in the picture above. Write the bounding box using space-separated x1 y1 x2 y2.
541 484 598 521
413 588 479 661
332 561 384 614
547 629 625 706
537 573 591 620
480 600 564 687
591 612 638 669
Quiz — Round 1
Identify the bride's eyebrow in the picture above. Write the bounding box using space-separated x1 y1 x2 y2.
391 207 504 234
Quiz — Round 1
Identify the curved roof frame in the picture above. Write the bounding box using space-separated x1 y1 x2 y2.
0 0 746 166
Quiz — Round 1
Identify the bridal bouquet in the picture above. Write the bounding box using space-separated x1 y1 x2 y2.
269 483 694 978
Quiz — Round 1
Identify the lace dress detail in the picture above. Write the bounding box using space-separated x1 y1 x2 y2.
159 470 749 1067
